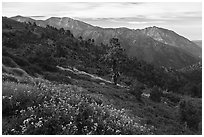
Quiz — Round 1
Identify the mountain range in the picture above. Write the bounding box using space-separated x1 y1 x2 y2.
192 40 202 48
10 15 202 69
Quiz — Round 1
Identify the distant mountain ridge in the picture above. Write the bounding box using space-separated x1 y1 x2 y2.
192 40 202 48
10 15 201 69
179 61 202 72
141 26 202 58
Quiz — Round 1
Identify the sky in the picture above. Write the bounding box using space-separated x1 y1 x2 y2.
2 2 202 40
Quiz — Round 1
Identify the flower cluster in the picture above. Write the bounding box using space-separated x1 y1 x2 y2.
3 79 154 135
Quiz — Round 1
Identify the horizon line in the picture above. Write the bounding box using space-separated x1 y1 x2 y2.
5 15 202 41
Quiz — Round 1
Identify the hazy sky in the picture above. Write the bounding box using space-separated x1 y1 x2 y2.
2 2 202 40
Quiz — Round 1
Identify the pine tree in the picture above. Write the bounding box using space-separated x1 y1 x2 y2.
104 38 126 85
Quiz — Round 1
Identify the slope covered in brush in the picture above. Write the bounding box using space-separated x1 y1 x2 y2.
11 16 201 69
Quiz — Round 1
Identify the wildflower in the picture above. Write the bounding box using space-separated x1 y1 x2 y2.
62 125 66 131
21 125 27 134
67 121 73 126
35 120 43 128
116 130 120 133
88 131 93 135
11 129 15 132
16 102 20 106
8 95 13 100
39 117 43 121
94 123 98 126
20 109 26 113
27 106 33 111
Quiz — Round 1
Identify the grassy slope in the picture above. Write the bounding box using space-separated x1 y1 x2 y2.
2 64 200 135
2 75 153 135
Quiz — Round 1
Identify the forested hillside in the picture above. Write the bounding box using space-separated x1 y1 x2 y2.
11 16 201 68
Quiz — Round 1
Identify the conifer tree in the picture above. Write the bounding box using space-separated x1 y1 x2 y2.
104 38 126 85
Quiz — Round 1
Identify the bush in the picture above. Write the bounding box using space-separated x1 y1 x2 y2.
2 81 41 116
10 67 28 77
4 38 19 49
2 64 10 73
2 73 19 83
12 55 31 67
44 72 72 84
129 81 144 101
178 99 202 131
189 84 202 98
39 63 58 72
163 92 181 104
24 64 43 76
2 65 31 78
2 56 19 68
150 86 163 102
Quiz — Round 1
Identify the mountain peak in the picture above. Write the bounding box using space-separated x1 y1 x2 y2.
151 26 159 29
48 17 61 19
141 26 201 58
145 26 160 30
144 26 175 34
14 15 24 18
11 15 35 23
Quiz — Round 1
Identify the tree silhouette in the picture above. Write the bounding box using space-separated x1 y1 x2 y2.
104 38 126 85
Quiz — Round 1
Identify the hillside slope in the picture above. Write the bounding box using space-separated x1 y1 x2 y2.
2 61 202 135
192 40 202 48
141 26 202 58
11 16 201 69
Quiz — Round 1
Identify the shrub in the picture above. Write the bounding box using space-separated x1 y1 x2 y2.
2 65 32 80
43 72 72 84
39 63 58 72
3 65 24 76
189 84 202 98
119 75 133 86
12 55 31 67
10 67 28 77
163 92 181 104
2 73 19 83
129 82 144 101
2 64 10 73
2 56 19 68
4 38 19 49
150 86 163 102
178 99 202 131
24 64 43 76
2 81 41 116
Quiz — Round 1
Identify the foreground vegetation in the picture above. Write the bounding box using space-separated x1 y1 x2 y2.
2 75 155 135
2 67 202 135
